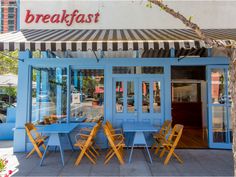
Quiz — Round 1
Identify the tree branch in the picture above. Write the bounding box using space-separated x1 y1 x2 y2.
148 0 226 48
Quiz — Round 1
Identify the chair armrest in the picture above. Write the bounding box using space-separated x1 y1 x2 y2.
75 133 90 142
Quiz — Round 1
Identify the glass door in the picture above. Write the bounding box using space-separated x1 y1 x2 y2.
138 77 164 125
207 66 232 149
113 78 138 127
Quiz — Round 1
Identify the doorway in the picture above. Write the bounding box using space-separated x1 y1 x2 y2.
171 66 208 148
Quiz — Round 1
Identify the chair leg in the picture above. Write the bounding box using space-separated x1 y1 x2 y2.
26 148 36 158
164 148 175 165
34 145 43 158
159 148 166 158
75 149 86 166
84 151 96 164
91 145 100 156
154 143 162 155
172 152 184 164
104 152 115 164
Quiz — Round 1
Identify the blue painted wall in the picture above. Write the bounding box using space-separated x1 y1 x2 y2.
14 51 229 152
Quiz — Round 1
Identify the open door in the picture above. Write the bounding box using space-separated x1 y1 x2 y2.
207 66 232 149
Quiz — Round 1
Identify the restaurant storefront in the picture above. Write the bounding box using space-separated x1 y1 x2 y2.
0 0 235 151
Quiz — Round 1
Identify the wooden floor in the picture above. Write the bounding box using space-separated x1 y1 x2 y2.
177 127 208 148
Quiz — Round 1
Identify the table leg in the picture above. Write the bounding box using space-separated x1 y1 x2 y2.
128 132 153 164
128 137 135 163
59 145 65 166
40 145 49 166
66 133 74 151
145 143 153 164
39 133 65 166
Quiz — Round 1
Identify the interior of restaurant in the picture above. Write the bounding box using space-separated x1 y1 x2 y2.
171 66 208 148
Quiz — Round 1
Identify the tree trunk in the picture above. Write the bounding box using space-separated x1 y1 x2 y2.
229 49 236 176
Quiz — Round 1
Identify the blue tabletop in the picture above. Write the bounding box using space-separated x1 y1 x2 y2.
122 122 158 133
37 123 79 134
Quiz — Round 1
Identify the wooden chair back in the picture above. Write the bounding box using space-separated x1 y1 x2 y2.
25 123 41 141
167 124 184 147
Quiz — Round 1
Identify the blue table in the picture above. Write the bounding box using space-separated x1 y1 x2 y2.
37 123 79 166
122 122 158 163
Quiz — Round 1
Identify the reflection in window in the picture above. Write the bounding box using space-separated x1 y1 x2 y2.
31 67 67 124
116 81 124 113
211 69 225 104
212 106 227 143
142 82 150 113
70 69 104 123
153 82 161 113
127 81 135 113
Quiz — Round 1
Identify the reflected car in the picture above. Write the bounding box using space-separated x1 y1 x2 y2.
219 95 232 104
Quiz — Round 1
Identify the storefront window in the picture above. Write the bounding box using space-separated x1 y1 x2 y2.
153 81 161 113
31 67 67 124
112 66 164 74
116 81 124 113
142 82 150 113
70 69 104 122
127 81 135 113
211 69 225 104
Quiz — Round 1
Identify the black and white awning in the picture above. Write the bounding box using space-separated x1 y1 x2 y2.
0 29 235 51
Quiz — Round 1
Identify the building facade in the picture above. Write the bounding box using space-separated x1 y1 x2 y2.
0 0 17 33
0 0 235 152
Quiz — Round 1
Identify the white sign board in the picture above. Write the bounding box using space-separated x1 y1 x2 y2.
20 0 236 29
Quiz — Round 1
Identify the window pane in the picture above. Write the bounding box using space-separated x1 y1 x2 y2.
112 66 164 74
212 106 227 143
116 81 123 113
153 82 161 113
70 69 104 123
31 67 67 124
142 82 150 113
211 69 225 104
127 81 135 113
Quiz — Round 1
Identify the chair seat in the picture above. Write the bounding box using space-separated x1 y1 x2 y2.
153 133 165 139
74 139 93 147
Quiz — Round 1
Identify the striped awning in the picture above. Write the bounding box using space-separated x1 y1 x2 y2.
0 29 235 51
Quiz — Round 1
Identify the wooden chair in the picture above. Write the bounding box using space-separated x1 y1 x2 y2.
74 124 100 165
158 124 184 165
25 123 48 159
103 124 125 165
151 120 172 154
78 120 102 156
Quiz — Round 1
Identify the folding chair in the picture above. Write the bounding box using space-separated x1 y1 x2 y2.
74 124 99 165
103 124 125 165
159 124 184 165
25 123 48 159
151 120 172 154
77 120 102 156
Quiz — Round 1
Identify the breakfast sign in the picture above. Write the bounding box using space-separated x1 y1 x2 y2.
25 9 100 26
